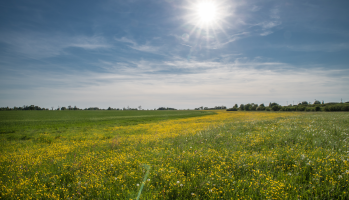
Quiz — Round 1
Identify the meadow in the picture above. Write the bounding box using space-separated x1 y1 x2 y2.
0 110 348 199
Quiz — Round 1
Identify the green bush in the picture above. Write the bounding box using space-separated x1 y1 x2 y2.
281 107 296 111
324 104 349 111
297 106 305 111
244 104 251 111
305 107 315 112
271 105 281 111
341 105 349 111
256 106 265 111
239 104 245 111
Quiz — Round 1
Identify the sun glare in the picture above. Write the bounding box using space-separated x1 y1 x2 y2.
196 2 217 24
186 0 228 30
182 0 231 51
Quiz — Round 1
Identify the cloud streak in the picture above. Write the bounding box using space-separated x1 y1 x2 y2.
1 58 348 108
114 37 162 54
0 31 111 59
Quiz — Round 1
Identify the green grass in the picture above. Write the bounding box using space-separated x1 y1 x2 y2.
1 111 349 199
0 110 214 141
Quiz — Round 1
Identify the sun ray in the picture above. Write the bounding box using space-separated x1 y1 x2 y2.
180 0 233 56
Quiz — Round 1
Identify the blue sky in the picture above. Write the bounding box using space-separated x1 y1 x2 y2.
1 0 348 109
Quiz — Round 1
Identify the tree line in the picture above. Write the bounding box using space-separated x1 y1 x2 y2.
195 106 227 110
227 101 349 112
1 101 348 112
0 105 178 111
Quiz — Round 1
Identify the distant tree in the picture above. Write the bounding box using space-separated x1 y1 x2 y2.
251 103 258 111
270 102 279 107
244 104 251 111
233 104 238 108
108 107 112 110
296 106 305 111
138 105 142 110
314 100 321 104
301 101 308 105
271 105 281 111
256 105 265 111
239 104 245 111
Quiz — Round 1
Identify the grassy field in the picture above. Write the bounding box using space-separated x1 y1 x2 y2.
1 110 349 199
0 110 213 141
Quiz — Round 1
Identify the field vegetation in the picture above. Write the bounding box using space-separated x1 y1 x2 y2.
1 110 349 199
226 102 349 112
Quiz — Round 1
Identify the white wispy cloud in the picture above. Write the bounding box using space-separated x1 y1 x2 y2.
247 6 281 37
259 21 281 29
282 43 349 52
251 5 261 12
69 36 111 49
0 31 111 58
219 32 250 46
260 31 273 36
114 37 137 46
114 37 162 54
2 58 348 108
270 7 280 19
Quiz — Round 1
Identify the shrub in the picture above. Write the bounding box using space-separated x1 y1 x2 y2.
226 108 238 111
244 104 251 111
341 105 349 111
239 104 245 111
305 107 315 112
324 104 349 111
281 107 296 111
301 101 308 105
314 100 321 104
256 106 265 111
297 106 305 111
315 106 321 111
271 105 281 111
251 105 257 111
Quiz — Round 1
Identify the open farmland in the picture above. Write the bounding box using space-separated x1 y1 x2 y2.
1 110 349 199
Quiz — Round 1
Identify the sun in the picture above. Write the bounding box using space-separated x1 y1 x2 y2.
186 0 228 30
195 2 218 24
181 0 231 51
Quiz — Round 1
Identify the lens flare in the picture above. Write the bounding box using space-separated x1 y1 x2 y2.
196 2 217 24
185 0 230 30
182 0 231 52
